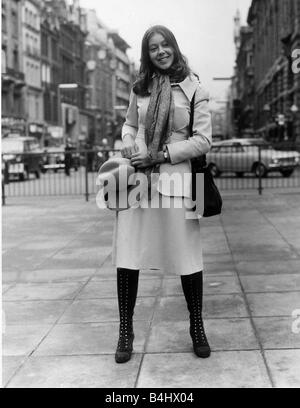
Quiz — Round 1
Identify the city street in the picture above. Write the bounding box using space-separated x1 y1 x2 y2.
2 192 300 388
2 0 300 391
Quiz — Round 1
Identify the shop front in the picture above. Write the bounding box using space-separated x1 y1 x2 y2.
1 117 27 138
28 123 45 146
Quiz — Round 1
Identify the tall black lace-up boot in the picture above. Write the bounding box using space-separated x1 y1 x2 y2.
115 268 139 364
181 271 211 358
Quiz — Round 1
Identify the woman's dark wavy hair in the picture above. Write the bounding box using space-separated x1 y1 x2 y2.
133 25 191 96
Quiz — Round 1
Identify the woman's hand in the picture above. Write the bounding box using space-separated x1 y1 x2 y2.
121 134 139 159
130 151 153 169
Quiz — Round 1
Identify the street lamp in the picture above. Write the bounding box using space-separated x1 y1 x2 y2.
291 104 299 114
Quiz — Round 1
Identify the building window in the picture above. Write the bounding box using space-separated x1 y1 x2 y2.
2 48 7 73
51 38 58 61
11 10 18 38
13 49 18 71
25 33 30 53
247 52 253 68
2 9 7 33
35 96 39 120
44 91 51 121
42 63 50 84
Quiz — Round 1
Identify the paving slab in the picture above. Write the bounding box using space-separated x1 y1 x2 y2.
264 350 300 388
253 317 300 349
6 355 142 388
235 260 300 275
3 193 300 388
66 235 113 248
201 236 231 255
78 278 162 299
34 321 149 356
3 300 71 325
146 318 259 353
2 356 26 388
58 297 156 324
203 253 233 264
3 282 84 301
17 240 71 251
3 325 52 356
231 244 297 262
2 268 98 284
240 274 300 293
161 275 241 296
2 248 61 271
90 266 117 279
92 267 163 280
137 351 271 388
153 294 249 322
246 292 300 317
2 284 13 294
203 261 236 275
38 247 111 269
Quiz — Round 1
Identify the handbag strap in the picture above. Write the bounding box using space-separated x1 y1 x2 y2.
189 91 207 167
189 92 196 136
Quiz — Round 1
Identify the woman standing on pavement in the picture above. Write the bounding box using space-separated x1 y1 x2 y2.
112 25 212 363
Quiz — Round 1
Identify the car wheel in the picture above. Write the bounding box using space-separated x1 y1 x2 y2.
19 169 29 181
253 163 267 178
280 169 294 178
236 172 244 178
208 163 221 178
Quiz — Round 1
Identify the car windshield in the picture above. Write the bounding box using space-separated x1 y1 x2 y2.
260 144 273 150
2 139 24 153
244 141 273 150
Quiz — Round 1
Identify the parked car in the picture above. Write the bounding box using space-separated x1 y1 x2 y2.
206 138 300 178
41 145 80 173
41 147 65 173
2 136 43 181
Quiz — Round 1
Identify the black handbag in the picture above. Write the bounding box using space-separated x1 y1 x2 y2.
189 92 222 217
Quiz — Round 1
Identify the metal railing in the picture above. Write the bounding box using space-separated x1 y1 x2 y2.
1 148 113 205
207 142 300 194
2 143 300 205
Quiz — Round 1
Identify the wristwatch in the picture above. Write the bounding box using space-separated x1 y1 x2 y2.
163 147 169 162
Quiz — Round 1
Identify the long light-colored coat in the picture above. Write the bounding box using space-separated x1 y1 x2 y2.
112 74 212 275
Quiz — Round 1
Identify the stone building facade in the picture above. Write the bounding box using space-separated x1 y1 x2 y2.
22 0 44 141
248 0 300 142
1 0 134 149
40 2 61 145
108 30 132 140
81 8 116 147
235 26 255 136
1 0 26 136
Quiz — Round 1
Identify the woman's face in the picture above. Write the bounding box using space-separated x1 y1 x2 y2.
148 32 175 71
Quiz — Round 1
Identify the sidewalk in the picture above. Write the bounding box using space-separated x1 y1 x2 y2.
2 192 300 388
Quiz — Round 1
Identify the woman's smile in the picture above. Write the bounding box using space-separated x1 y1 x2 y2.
148 32 175 70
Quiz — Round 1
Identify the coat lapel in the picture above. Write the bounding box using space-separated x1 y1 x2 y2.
177 74 199 102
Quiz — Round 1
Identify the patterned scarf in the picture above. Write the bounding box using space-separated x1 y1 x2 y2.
142 73 175 197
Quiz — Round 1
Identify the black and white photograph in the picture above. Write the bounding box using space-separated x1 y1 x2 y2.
1 0 300 390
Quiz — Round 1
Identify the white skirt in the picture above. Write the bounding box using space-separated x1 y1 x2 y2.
111 192 203 276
